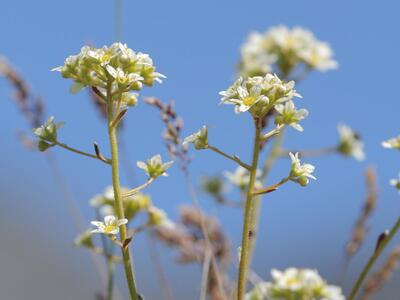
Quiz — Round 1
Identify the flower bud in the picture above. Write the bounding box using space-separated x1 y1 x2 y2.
182 126 209 150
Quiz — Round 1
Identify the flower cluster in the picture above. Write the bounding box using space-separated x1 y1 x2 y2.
137 154 173 178
382 135 400 150
224 166 263 191
33 116 63 151
219 74 301 118
239 25 338 78
245 268 345 300
337 124 365 161
289 152 316 186
183 125 209 150
53 42 164 99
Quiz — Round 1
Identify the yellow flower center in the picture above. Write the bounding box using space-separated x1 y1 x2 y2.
101 53 112 63
104 224 117 233
243 96 257 106
286 278 300 286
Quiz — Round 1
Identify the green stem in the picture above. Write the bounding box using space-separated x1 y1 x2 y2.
106 84 139 300
237 119 262 300
208 145 251 170
55 141 110 163
348 216 400 300
247 129 285 265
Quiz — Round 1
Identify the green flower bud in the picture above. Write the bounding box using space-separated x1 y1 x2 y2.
33 116 63 143
182 126 209 150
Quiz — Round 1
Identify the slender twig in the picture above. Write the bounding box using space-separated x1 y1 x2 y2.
121 177 154 198
208 145 251 170
348 217 400 300
106 80 139 300
55 141 111 164
252 177 290 196
261 125 284 141
237 118 262 300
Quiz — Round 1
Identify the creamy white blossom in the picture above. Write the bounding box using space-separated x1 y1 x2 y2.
137 154 173 178
337 124 365 161
239 25 338 78
91 215 128 235
382 136 400 150
219 74 301 117
289 152 316 186
224 166 263 191
245 268 345 300
53 42 165 95
183 126 209 150
275 100 308 131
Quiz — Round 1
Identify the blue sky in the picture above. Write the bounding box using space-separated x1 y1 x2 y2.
1 0 400 299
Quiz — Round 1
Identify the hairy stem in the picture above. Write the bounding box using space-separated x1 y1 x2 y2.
348 216 400 300
237 119 262 300
106 83 138 300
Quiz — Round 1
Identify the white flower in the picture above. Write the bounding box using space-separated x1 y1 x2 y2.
91 215 128 235
219 74 301 118
224 166 262 191
137 154 173 178
382 136 400 150
238 25 338 77
265 268 345 300
289 152 316 186
337 124 365 161
275 100 308 131
239 32 276 77
183 126 209 150
390 173 400 192
298 41 338 71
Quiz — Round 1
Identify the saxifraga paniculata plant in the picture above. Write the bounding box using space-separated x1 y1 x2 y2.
183 73 318 299
34 42 172 300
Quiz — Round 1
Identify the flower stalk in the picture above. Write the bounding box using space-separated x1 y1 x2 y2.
208 145 251 170
106 81 139 300
237 117 262 300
